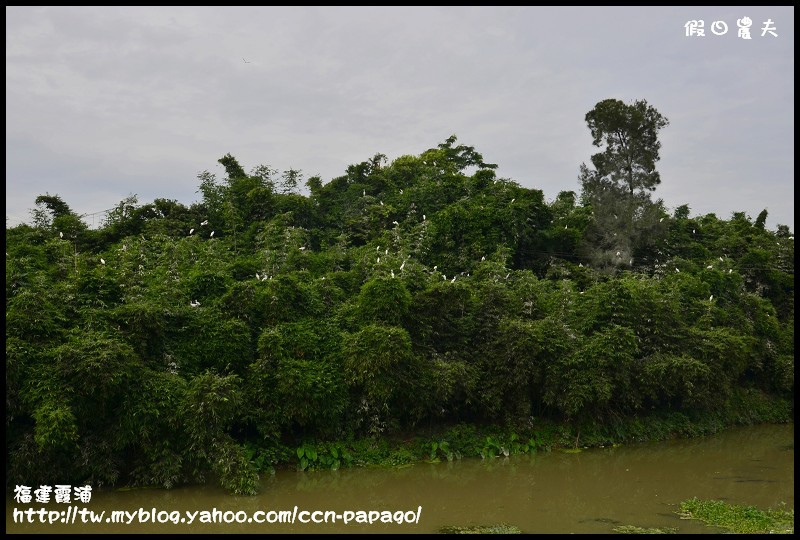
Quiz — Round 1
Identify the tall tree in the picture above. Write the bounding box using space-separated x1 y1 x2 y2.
579 99 670 271
583 98 669 196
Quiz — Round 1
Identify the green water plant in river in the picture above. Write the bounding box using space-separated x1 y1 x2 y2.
612 525 678 534
438 523 522 534
677 498 794 534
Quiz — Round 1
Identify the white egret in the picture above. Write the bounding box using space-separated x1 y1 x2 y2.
391 270 395 278
510 198 515 203
210 231 215 237
190 300 200 307
393 221 399 226
380 200 384 206
201 220 209 226
363 189 366 197
481 256 485 261
630 259 633 265
729 269 733 274
100 258 106 265
399 189 403 194
256 273 261 280
299 246 306 250
400 259 406 270
706 265 713 269
719 257 724 262
564 225 568 229
675 267 680 272
59 231 63 239
442 274 447 280
693 229 696 234
579 263 583 267
189 228 195 235
385 248 388 255
659 217 664 222
616 251 621 257
709 295 714 301
423 215 426 221
451 276 456 283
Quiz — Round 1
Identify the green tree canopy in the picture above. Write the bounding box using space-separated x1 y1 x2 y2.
583 98 669 195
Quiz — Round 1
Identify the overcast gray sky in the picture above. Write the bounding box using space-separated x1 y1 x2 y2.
6 6 794 231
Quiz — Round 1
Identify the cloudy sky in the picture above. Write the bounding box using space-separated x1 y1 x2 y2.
6 6 794 231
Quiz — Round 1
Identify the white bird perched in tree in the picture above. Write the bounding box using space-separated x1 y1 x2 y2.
481 256 485 261
564 225 568 229
391 270 395 278
377 245 380 251
189 228 195 235
719 257 724 262
399 189 403 194
385 248 388 255
210 231 215 237
729 269 733 274
709 295 714 301
510 198 515 204
693 229 696 234
190 300 200 307
614 214 618 219
201 220 209 226
59 231 63 239
377 257 380 263
660 217 664 222
675 267 680 272
707 265 713 269
256 273 261 280
393 221 399 226
363 189 366 197
505 273 510 279
442 274 447 280
616 251 621 257
380 200 384 206
423 214 426 221
630 259 633 265
579 263 583 267
451 276 456 283
299 246 306 250
262 275 269 281
100 258 106 265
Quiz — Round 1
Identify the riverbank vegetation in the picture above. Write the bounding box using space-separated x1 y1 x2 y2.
676 498 794 534
6 99 793 495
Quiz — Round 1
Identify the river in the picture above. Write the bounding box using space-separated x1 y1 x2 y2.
6 422 793 534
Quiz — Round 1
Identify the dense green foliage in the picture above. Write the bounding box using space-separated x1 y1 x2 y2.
5 115 794 494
